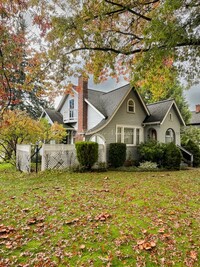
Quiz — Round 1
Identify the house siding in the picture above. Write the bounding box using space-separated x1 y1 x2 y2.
59 93 77 116
144 106 182 145
60 93 78 130
159 106 181 145
87 89 147 160
87 105 103 130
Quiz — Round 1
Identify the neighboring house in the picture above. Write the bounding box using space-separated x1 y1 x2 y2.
187 105 200 128
41 76 186 160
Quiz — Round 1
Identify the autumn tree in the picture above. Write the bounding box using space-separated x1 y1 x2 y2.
140 75 191 123
32 0 199 89
39 118 67 144
0 1 54 118
0 111 66 163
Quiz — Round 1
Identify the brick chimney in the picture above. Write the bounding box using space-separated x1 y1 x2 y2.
196 104 200 113
76 75 88 140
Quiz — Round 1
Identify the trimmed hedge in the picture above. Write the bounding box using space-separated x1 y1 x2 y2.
109 143 126 168
75 141 98 170
162 142 182 170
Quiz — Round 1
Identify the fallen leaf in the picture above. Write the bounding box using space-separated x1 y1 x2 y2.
142 229 147 234
27 218 37 225
143 242 152 250
158 227 165 233
79 244 85 250
0 234 9 239
95 213 111 221
27 216 45 225
150 241 156 247
137 240 145 245
189 250 197 260
64 218 80 225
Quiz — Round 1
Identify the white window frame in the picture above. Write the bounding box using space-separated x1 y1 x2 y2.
69 99 75 120
127 98 135 113
116 125 143 146
165 128 175 144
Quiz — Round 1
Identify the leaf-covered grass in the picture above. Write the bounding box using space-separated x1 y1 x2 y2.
0 167 199 266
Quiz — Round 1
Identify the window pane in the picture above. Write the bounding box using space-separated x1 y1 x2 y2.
129 106 134 112
117 127 122 143
124 128 134 144
69 99 74 109
127 99 135 113
136 128 140 145
69 110 74 119
165 129 175 143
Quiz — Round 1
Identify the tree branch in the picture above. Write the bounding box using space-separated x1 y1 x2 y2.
105 0 152 21
66 46 150 55
0 47 12 113
142 0 160 5
85 7 126 22
106 29 143 40
65 38 200 56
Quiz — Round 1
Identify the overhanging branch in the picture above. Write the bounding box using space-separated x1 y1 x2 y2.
65 38 200 56
105 0 152 21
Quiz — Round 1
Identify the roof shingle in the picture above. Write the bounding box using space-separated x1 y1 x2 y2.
44 109 74 129
143 99 174 124
188 111 200 125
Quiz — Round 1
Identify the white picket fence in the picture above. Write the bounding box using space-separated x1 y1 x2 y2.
16 143 106 172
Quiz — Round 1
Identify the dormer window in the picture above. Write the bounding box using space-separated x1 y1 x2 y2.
69 99 75 120
127 99 135 113
69 99 74 109
63 98 77 123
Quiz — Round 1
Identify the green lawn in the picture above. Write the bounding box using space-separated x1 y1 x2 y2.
0 166 199 266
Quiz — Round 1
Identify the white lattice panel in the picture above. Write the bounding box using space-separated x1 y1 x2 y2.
41 144 78 171
16 144 31 172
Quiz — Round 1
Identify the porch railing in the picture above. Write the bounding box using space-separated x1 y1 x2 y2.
63 109 78 122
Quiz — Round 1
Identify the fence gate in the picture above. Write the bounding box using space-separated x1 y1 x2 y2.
16 144 31 172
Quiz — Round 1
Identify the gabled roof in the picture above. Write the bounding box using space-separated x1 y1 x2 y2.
88 84 131 118
87 84 150 134
87 89 106 116
188 111 200 125
56 87 77 112
42 108 74 129
143 99 185 126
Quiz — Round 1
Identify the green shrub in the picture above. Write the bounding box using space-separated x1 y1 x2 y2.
163 142 182 170
75 141 98 170
138 140 165 166
182 140 200 167
109 143 126 168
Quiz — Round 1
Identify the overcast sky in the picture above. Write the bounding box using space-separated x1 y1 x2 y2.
183 84 200 111
54 75 199 111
